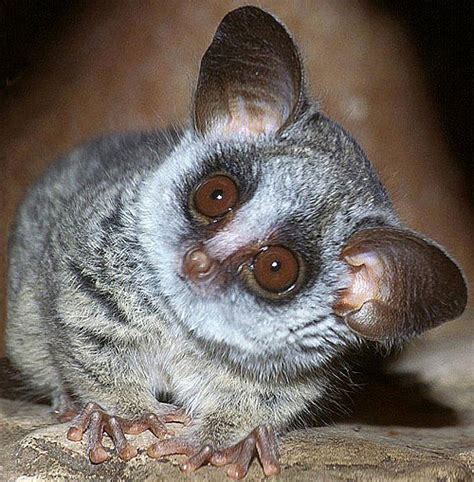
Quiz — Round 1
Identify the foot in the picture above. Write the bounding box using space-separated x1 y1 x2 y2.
148 425 280 479
52 392 79 422
66 402 189 464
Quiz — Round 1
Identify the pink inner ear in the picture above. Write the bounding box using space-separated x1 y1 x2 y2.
334 250 386 316
333 227 467 340
221 97 286 138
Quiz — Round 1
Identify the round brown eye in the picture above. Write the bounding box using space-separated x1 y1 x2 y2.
253 246 299 293
194 175 238 218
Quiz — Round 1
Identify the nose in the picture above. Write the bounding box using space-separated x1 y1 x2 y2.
182 247 218 282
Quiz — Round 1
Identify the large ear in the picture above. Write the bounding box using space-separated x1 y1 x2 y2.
193 6 305 138
334 228 467 342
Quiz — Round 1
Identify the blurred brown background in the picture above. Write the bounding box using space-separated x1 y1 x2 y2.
1 0 473 356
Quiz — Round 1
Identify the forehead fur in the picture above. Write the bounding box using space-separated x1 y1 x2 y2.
189 107 393 241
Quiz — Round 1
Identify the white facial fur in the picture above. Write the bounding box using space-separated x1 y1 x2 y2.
138 131 360 374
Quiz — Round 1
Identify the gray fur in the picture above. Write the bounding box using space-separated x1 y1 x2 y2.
6 6 463 451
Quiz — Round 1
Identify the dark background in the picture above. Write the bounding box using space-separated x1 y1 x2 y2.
379 0 473 192
2 0 472 186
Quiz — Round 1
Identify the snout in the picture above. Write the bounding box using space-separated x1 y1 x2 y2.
182 247 219 283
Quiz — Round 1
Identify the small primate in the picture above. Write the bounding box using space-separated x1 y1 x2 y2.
7 6 467 479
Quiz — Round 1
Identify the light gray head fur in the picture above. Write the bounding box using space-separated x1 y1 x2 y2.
136 7 466 381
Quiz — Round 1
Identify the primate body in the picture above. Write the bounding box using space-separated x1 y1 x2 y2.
7 6 466 478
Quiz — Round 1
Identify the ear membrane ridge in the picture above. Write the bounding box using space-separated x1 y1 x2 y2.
193 6 305 138
334 228 467 341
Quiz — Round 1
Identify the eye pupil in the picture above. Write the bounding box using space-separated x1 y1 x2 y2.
270 260 281 272
211 189 224 201
193 175 239 218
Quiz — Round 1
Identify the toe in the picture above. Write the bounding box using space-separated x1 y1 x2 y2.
67 426 84 441
254 425 281 476
89 445 110 464
180 444 214 472
225 436 254 479
227 464 248 480
118 443 138 461
106 416 138 461
263 462 281 477
148 437 195 459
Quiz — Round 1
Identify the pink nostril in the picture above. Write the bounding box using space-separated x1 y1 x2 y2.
183 247 217 281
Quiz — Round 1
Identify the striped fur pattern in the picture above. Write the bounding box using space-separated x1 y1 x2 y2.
7 7 402 447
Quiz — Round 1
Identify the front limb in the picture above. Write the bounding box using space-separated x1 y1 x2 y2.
67 401 188 463
55 351 189 463
148 424 280 479
147 400 283 479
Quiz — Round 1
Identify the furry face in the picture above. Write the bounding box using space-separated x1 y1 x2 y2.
138 113 394 372
136 5 465 376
